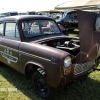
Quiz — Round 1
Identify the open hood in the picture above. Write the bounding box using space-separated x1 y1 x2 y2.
76 10 100 63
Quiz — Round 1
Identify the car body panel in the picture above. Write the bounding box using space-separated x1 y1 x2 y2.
76 10 99 63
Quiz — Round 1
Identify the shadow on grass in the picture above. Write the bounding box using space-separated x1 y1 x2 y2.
0 64 100 100
54 74 100 100
0 64 43 100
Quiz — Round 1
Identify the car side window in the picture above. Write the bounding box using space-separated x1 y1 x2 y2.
0 22 3 36
5 22 20 38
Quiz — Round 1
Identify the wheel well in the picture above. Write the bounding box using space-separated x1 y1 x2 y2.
25 63 40 79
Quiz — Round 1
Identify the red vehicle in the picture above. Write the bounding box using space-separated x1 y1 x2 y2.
0 10 99 99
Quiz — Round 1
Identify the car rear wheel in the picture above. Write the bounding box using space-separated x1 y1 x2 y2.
32 70 55 99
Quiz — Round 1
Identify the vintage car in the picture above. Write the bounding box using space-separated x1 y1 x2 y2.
57 11 78 31
0 10 100 99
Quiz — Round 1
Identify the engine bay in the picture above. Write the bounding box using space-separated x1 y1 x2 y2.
40 37 80 56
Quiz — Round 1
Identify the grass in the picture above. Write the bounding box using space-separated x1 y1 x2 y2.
63 29 79 37
0 64 100 100
68 29 79 37
0 64 43 100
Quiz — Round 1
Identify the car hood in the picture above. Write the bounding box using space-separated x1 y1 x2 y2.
76 10 99 63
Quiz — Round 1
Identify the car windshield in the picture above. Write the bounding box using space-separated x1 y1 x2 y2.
22 20 61 38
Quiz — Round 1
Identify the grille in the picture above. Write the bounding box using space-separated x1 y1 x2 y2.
74 61 95 75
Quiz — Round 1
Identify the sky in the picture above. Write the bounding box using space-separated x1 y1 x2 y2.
0 0 74 13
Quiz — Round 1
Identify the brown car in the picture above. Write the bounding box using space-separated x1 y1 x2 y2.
0 10 100 99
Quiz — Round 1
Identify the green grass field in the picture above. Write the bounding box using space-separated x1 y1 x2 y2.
1 30 100 100
68 29 79 36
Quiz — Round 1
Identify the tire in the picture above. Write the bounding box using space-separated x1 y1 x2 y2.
32 70 55 100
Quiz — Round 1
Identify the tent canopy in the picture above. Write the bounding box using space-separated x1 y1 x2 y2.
55 0 100 10
86 0 100 5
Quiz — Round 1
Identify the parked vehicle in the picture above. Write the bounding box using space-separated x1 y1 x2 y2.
0 10 99 99
27 11 37 15
0 15 6 18
1 11 18 16
57 11 78 31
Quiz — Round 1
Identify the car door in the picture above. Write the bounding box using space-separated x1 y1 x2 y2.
1 22 21 70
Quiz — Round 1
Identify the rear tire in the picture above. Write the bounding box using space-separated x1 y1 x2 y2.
32 70 55 100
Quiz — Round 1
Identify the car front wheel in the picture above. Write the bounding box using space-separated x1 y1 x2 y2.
32 70 55 99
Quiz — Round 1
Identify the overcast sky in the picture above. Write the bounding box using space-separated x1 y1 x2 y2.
0 0 75 12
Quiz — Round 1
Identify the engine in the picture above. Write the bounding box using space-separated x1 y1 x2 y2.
41 37 80 56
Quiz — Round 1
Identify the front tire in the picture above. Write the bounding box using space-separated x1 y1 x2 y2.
32 70 55 99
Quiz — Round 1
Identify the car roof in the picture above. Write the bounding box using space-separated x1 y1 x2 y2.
0 15 54 22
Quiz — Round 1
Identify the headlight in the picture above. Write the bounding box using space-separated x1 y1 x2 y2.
64 56 72 68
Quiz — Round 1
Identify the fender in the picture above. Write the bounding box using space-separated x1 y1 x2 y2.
24 61 44 74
